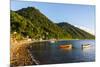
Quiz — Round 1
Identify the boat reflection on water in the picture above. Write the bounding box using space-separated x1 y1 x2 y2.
59 47 72 52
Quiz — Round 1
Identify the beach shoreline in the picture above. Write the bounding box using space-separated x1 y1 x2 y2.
10 39 38 66
10 38 95 66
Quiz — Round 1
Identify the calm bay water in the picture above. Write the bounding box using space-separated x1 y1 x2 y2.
29 40 95 64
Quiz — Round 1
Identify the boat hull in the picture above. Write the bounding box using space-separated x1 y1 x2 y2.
59 44 72 49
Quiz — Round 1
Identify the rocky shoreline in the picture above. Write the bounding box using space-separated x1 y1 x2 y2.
10 39 39 66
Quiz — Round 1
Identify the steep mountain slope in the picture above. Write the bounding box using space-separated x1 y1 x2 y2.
57 22 95 39
11 7 65 40
10 7 95 40
11 11 40 39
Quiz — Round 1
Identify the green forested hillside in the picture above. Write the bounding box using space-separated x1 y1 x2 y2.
11 11 40 39
57 22 95 39
11 7 65 40
10 7 95 40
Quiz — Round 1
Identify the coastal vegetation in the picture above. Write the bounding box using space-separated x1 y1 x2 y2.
11 7 95 40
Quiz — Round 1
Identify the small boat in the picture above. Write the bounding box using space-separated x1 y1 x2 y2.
50 40 55 43
59 44 72 49
49 38 56 43
82 44 91 48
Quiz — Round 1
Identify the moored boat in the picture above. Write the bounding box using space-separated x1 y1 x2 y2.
49 38 56 43
82 44 91 48
50 40 55 43
59 44 72 49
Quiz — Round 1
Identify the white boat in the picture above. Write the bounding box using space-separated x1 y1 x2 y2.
82 44 91 48
50 40 55 43
49 38 56 43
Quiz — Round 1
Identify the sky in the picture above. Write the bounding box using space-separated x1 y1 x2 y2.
11 1 95 35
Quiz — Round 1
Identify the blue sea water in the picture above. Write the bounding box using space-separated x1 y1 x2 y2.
29 40 95 64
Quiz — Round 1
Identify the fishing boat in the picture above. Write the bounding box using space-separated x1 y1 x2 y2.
59 44 72 49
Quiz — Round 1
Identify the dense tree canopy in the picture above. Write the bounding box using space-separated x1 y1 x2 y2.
10 7 95 40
